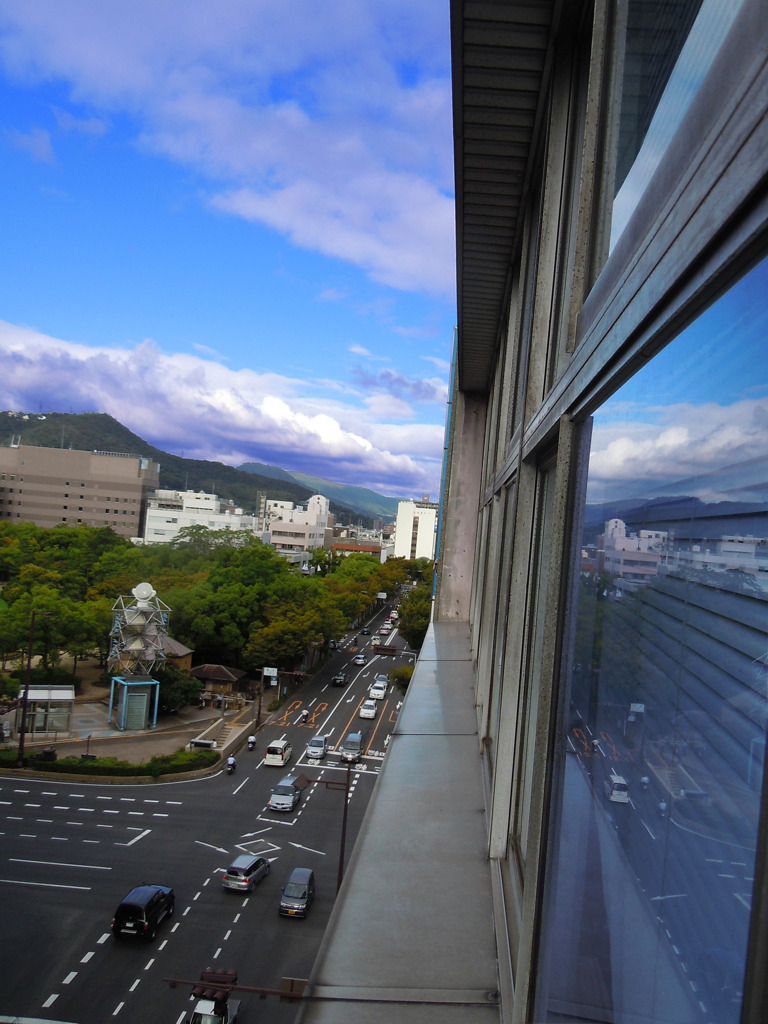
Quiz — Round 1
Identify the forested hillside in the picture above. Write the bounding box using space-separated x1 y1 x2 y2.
0 411 371 523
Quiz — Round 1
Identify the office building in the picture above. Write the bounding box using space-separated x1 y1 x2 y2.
0 444 159 538
299 4 768 1024
392 495 439 560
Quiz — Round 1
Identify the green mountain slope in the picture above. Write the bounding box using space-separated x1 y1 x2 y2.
238 462 402 519
1 411 391 523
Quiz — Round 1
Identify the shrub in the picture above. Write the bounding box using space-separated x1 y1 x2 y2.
0 746 219 777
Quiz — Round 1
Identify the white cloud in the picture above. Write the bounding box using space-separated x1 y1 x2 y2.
8 125 53 162
589 398 768 498
0 318 442 495
0 0 454 294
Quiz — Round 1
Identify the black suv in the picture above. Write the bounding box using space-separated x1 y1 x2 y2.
112 884 175 941
331 672 348 686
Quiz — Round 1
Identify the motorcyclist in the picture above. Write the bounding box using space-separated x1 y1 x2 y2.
227 755 236 772
299 709 309 723
247 734 256 750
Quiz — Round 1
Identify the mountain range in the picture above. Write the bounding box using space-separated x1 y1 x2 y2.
0 411 402 523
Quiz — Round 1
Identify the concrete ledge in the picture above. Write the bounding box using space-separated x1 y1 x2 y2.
297 621 499 1024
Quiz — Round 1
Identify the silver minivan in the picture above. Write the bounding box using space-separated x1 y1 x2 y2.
340 731 363 763
222 854 270 892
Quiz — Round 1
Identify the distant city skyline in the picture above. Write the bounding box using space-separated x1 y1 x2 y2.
0 1 454 499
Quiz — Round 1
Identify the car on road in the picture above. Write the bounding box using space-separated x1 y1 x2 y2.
264 738 293 766
359 698 377 719
371 634 381 645
268 774 302 811
379 622 391 634
331 671 348 686
353 652 366 665
306 734 327 759
112 883 175 941
340 731 363 762
279 867 315 918
360 626 371 635
370 679 387 700
222 854 270 892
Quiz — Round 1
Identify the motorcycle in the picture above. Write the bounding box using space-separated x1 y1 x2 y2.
247 736 256 751
226 758 237 775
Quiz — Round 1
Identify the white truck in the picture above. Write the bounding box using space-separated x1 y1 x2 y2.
187 969 240 1024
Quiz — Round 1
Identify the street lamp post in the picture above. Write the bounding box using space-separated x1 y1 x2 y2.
16 610 47 769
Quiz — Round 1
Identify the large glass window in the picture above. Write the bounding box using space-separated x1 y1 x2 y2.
535 256 768 1023
611 0 746 248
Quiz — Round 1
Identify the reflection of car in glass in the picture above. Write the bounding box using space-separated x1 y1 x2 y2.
359 699 377 719
222 854 270 892
112 884 175 941
353 653 366 665
370 680 387 700
306 734 327 759
268 775 302 811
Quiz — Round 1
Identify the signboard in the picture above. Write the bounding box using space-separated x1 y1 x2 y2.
263 667 278 677
629 703 645 714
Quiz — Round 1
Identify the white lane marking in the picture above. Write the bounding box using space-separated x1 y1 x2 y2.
130 979 141 991
63 972 77 984
117 828 151 847
10 858 110 870
113 1000 125 1015
289 841 326 855
0 878 90 890
42 994 58 1008
81 951 95 963
195 840 228 853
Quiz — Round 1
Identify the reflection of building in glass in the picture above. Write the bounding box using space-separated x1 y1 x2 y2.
598 518 664 582
299 6 768 1024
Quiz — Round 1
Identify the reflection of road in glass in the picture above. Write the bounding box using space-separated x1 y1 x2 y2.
543 753 697 1021
569 710 753 1024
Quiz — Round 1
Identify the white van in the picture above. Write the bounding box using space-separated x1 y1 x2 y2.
264 739 292 766
604 772 629 803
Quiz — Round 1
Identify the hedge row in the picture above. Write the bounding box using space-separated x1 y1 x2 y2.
0 747 219 777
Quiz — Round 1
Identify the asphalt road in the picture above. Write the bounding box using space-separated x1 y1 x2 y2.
0 617 410 1024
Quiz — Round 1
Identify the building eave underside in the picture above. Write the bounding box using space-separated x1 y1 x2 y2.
452 0 557 394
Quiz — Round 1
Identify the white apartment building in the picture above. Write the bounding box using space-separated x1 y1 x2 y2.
267 494 331 557
392 495 438 560
142 489 256 544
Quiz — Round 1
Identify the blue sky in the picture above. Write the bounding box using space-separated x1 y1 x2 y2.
0 1 454 498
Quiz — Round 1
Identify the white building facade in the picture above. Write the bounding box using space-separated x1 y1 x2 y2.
142 490 256 544
392 496 438 560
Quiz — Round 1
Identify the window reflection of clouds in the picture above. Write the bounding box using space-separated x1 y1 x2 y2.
587 257 768 502
611 0 747 249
